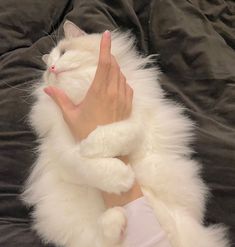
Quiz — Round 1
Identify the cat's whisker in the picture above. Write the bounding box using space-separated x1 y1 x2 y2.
18 113 30 124
0 79 42 93
50 21 61 44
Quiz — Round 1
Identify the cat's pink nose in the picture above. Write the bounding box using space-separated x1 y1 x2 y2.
49 65 56 73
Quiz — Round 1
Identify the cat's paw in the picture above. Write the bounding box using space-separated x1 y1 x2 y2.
102 164 135 194
79 126 121 158
80 122 142 158
99 207 127 246
79 132 106 158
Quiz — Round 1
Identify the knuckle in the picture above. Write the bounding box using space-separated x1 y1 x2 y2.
128 89 133 97
90 85 103 97
128 86 134 96
107 88 118 99
121 72 126 79
120 73 126 83
110 59 116 69
127 84 133 92
111 56 120 70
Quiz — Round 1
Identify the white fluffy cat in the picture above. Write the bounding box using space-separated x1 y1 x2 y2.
22 20 229 247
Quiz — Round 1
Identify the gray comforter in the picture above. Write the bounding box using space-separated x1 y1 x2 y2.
0 0 234 246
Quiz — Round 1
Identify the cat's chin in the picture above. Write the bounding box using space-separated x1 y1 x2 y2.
46 67 80 80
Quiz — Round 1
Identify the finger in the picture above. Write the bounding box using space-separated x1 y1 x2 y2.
119 71 126 97
107 55 120 91
44 86 75 116
124 84 133 117
117 72 126 113
92 30 111 87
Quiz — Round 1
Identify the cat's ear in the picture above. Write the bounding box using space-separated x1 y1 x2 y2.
42 54 49 64
63 20 86 38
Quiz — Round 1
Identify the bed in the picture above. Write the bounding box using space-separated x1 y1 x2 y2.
0 0 234 246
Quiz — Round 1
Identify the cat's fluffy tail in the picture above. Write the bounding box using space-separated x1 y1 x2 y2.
170 210 230 247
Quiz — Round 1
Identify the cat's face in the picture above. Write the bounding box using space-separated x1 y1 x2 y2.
43 21 101 104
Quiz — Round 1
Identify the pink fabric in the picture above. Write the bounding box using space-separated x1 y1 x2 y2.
123 197 172 247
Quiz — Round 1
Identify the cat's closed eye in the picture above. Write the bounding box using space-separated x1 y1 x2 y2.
60 49 66 56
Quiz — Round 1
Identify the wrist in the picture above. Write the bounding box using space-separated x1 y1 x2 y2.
102 156 143 208
72 124 96 142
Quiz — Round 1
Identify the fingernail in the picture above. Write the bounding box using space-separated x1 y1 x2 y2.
44 87 53 96
104 30 110 38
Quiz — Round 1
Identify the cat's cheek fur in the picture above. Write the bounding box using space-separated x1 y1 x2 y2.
29 89 62 138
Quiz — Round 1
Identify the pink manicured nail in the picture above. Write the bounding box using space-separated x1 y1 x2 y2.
104 30 110 38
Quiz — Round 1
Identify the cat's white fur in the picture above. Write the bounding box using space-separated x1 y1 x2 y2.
22 21 229 247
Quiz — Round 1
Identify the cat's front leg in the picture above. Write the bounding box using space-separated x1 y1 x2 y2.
80 120 143 158
58 144 135 194
80 157 135 194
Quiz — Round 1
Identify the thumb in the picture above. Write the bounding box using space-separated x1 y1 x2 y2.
44 86 75 116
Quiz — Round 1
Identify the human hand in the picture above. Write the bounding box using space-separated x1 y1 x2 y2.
44 30 133 142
